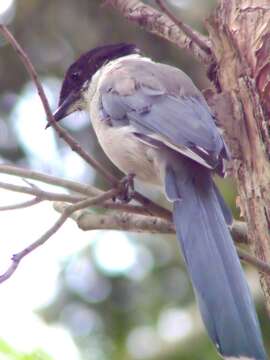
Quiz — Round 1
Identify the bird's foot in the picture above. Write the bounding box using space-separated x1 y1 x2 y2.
115 173 136 203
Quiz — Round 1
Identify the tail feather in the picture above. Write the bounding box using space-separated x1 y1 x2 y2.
165 163 266 359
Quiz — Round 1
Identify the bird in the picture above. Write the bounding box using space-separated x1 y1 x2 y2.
52 43 267 359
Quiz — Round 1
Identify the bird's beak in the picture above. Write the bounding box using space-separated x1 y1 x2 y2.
46 91 78 129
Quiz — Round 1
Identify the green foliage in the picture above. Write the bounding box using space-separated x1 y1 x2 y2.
0 339 52 360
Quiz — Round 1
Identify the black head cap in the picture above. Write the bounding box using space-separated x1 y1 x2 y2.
59 43 139 106
49 43 139 126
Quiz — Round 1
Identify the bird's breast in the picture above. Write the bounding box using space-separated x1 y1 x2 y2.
93 121 162 185
89 93 163 186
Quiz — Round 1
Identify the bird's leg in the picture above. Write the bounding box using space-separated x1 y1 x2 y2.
114 173 136 203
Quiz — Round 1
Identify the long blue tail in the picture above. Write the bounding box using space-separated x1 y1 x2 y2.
165 162 266 359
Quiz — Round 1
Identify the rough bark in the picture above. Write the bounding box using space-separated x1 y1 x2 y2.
205 0 270 312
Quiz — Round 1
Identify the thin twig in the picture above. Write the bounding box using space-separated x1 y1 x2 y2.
103 0 212 64
0 197 42 211
0 180 85 203
0 164 171 219
2 164 263 274
0 25 116 185
1 24 266 278
238 248 270 276
156 0 211 55
51 124 118 186
0 188 119 284
54 202 270 275
0 25 170 220
0 172 252 246
0 164 102 196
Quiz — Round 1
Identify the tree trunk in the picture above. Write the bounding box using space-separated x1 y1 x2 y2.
205 0 270 312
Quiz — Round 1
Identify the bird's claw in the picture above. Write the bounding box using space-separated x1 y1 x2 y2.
114 173 136 203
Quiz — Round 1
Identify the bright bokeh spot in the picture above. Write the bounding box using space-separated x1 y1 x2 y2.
0 0 15 25
126 326 162 359
93 231 137 275
168 0 189 8
11 80 62 173
126 244 154 280
0 185 94 359
65 256 112 303
10 79 91 181
157 308 193 342
0 0 13 15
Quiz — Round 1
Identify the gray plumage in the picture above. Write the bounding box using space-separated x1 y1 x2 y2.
54 47 267 359
99 60 229 172
94 58 266 358
165 162 265 358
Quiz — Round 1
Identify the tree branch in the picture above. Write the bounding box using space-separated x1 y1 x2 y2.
54 202 250 243
238 248 270 276
0 164 171 219
3 161 265 275
0 188 120 284
54 201 175 233
0 180 85 203
0 165 252 247
0 197 42 211
54 202 270 275
1 12 268 295
0 25 116 185
103 0 212 64
0 24 171 221
0 164 101 196
155 0 211 55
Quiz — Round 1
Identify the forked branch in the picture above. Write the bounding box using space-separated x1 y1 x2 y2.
103 0 212 64
0 25 170 221
0 16 269 285
0 188 120 283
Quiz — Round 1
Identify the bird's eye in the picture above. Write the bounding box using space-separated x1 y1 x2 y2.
71 71 80 81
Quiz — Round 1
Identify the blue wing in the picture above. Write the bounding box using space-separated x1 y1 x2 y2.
99 59 229 173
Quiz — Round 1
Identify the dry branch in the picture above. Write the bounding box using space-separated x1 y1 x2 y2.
238 249 270 277
0 164 101 196
0 188 119 283
1 157 268 277
103 0 212 64
155 0 211 55
0 25 116 185
0 25 170 221
54 202 270 276
0 24 171 283
0 180 85 203
0 2 269 308
0 164 169 218
0 197 42 211
54 201 175 233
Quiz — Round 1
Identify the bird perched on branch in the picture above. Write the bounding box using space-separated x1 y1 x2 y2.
53 43 267 359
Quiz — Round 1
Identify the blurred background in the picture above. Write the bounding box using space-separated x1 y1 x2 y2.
0 0 269 359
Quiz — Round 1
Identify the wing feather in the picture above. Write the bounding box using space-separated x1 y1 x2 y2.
99 59 229 171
